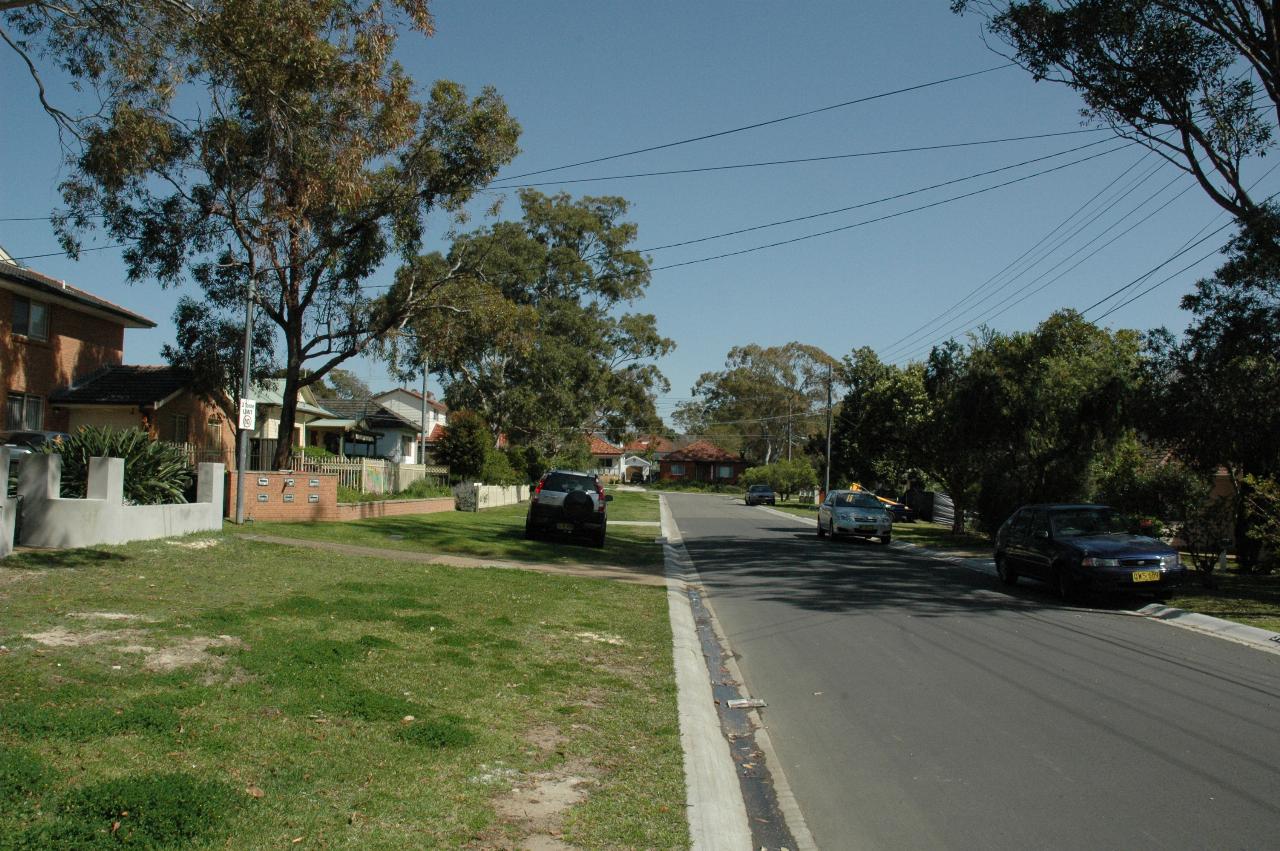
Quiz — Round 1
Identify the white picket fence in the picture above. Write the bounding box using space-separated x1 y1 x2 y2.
289 456 448 495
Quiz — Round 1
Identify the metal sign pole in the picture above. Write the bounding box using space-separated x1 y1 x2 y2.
235 278 255 524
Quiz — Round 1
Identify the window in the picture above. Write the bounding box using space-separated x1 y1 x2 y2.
166 413 189 443
717 465 734 479
12 297 49 341
205 416 223 449
5 394 42 431
669 463 685 476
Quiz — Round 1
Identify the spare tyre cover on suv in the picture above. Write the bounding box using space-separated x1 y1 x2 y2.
563 489 594 521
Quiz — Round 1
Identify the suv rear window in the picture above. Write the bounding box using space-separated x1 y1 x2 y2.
749 485 772 492
543 472 596 493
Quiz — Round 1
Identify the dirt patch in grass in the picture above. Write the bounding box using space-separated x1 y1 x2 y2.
67 611 159 622
23 624 243 671
24 626 150 648
142 635 244 671
494 758 597 847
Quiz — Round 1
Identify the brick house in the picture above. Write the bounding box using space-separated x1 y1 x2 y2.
587 434 624 482
49 365 235 464
0 258 155 434
659 440 747 484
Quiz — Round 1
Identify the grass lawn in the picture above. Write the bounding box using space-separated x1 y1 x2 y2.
1163 570 1280 633
0 532 687 849
248 502 663 572
602 489 661 523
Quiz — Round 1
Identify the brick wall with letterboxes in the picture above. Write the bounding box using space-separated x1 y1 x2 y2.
224 471 337 521
222 471 455 522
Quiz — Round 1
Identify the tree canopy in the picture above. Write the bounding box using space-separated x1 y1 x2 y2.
54 0 520 468
674 342 835 465
390 189 673 456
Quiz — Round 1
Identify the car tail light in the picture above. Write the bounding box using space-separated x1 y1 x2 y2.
596 481 606 512
532 478 546 503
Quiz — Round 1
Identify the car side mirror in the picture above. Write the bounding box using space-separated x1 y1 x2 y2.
605 494 614 502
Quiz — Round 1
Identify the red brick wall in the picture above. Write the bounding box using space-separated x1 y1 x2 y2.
0 288 125 431
224 471 454 521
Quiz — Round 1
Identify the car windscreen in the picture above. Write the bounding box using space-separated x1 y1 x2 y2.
543 473 595 493
834 493 882 509
1050 508 1127 537
749 485 771 492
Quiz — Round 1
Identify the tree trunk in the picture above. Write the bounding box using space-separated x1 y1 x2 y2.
272 366 302 470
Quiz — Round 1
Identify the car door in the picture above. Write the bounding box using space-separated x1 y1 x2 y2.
1001 509 1031 570
1021 509 1055 580
819 493 834 532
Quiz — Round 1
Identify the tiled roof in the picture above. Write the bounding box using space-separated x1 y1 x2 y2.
248 379 333 417
315 398 380 419
664 440 738 463
428 423 445 442
51 365 192 406
588 434 623 456
625 434 675 453
0 262 155 328
373 387 448 414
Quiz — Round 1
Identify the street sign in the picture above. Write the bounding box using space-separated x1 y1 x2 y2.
238 398 257 431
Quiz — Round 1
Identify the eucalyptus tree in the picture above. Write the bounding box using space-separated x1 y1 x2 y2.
55 0 521 468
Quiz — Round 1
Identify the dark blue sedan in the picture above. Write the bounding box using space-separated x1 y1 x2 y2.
994 504 1188 600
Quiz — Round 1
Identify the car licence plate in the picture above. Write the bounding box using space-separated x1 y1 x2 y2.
556 523 574 532
1131 571 1160 583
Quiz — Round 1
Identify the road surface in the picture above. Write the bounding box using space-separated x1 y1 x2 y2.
665 492 1280 850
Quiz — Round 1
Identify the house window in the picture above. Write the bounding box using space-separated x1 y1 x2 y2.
12 297 49 341
5 393 42 430
205 417 223 449
669 463 685 476
718 465 734 479
166 413 189 443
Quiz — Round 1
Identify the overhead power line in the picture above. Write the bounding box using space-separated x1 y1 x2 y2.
496 64 1015 182
490 128 1107 189
647 144 1129 273
640 138 1115 253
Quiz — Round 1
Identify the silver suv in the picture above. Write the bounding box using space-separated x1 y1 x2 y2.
524 470 611 547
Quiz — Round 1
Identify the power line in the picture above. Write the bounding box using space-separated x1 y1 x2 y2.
647 144 1128 273
496 64 1015 181
489 128 1108 189
6 242 128 262
639 138 1115 253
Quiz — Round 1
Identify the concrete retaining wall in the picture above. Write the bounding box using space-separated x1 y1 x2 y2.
17 454 224 549
0 448 17 558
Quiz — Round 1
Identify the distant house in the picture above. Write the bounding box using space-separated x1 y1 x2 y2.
244 379 334 468
49 365 234 464
659 440 746 484
1 255 155 433
587 434 624 482
622 434 677 482
304 398 386 458
370 388 448 464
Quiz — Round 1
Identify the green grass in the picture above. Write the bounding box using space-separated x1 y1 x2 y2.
603 489 661 522
247 502 664 570
0 532 687 849
1164 570 1280 633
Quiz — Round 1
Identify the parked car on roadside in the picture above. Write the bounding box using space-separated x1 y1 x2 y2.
1 430 71 456
745 484 776 506
524 469 611 547
817 489 892 544
994 503 1187 600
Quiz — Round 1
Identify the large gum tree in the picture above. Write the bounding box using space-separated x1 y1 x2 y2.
51 0 520 468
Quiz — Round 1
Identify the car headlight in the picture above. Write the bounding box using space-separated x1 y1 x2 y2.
1160 553 1180 568
1081 556 1120 567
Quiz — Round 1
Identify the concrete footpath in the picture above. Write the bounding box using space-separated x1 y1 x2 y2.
762 505 1280 657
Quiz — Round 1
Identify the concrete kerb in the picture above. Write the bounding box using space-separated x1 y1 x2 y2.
660 497 818 851
761 505 1280 657
659 497 752 850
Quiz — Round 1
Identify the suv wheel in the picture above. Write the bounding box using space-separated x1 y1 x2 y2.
995 554 1018 586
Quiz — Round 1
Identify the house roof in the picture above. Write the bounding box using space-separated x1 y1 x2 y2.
373 387 448 414
625 434 676 453
0 262 156 329
664 440 739 463
51 365 192 407
427 423 445 442
248 379 333 417
588 434 623 456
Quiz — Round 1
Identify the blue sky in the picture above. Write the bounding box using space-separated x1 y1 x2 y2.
2 1 1270 424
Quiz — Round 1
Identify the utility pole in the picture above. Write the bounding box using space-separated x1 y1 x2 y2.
419 354 430 464
824 363 833 496
787 397 793 461
234 277 255 524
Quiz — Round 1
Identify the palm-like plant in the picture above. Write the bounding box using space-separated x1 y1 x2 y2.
40 427 194 505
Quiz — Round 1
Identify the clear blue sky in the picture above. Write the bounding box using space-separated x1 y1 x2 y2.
2 1 1270 424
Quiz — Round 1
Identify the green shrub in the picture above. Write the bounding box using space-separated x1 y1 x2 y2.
480 447 523 485
41 426 193 504
300 445 336 459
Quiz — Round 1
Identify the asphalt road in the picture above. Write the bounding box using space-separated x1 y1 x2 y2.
665 492 1280 851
